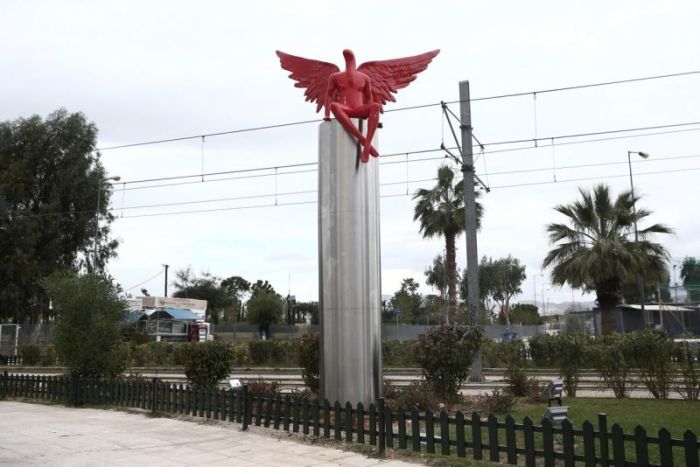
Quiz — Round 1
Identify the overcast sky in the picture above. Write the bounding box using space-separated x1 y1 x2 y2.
2 1 699 309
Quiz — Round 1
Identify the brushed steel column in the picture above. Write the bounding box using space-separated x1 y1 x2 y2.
318 119 383 406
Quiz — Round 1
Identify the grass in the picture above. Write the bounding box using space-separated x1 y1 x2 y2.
507 397 700 437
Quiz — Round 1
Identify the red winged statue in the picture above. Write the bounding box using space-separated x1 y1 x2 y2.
276 49 440 162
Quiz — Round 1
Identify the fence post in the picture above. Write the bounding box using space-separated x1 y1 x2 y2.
523 417 536 467
634 425 649 467
684 430 698 467
151 378 158 413
658 428 673 466
582 421 596 467
412 408 421 452
611 424 625 467
562 419 575 467
455 411 465 458
542 417 554 467
599 413 610 467
356 402 364 444
440 411 450 456
397 407 407 450
377 398 386 453
472 412 483 460
241 384 249 431
505 415 517 464
488 414 499 462
345 402 352 442
426 409 435 454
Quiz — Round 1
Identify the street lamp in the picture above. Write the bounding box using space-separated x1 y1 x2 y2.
627 150 649 327
94 175 121 270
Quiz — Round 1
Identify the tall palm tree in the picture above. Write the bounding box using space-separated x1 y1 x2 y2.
543 184 672 335
413 165 482 323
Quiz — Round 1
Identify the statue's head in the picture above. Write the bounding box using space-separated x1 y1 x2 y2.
342 49 355 64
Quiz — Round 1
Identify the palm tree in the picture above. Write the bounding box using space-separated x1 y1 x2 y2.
413 165 482 323
543 184 672 335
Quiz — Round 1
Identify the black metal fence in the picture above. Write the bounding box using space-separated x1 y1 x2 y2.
1 372 698 466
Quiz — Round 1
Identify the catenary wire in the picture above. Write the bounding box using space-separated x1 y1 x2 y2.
112 166 700 218
111 120 700 191
123 268 164 291
96 70 700 152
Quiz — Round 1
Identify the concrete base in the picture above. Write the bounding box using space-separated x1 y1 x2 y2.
318 119 383 406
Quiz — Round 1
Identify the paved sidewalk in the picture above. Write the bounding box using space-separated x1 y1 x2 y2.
0 402 416 466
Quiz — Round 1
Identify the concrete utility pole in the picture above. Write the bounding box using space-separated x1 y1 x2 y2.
163 264 169 297
459 81 483 382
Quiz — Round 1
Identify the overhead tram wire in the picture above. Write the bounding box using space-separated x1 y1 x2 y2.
96 69 700 152
115 165 700 219
123 268 165 292
110 120 700 192
11 154 700 220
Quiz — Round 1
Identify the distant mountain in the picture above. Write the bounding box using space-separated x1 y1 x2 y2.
517 300 596 314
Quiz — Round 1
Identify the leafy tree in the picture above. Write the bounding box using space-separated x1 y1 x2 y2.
221 275 250 322
390 278 423 324
172 269 233 324
43 271 128 379
413 165 482 323
680 257 700 303
246 290 283 337
250 279 276 299
501 303 542 325
424 255 451 324
293 301 319 324
0 110 118 322
620 264 671 304
473 256 526 325
543 184 672 335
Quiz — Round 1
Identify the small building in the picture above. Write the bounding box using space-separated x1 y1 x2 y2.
136 308 210 342
568 304 700 336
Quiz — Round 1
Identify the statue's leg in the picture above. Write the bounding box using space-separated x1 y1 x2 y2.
361 105 381 162
332 104 379 157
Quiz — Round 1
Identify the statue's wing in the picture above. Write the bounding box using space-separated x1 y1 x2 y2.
358 50 440 107
276 51 340 113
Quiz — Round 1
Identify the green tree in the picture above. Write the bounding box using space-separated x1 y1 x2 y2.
502 303 542 325
0 110 118 322
172 269 233 324
220 275 250 322
246 290 283 337
43 271 128 379
390 278 423 324
424 255 451 323
250 279 276 299
543 184 672 335
474 256 526 325
680 257 700 303
413 165 482 323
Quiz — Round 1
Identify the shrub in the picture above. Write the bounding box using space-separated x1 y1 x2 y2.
528 334 557 367
675 341 700 400
294 332 319 393
504 365 539 397
43 272 128 379
627 330 674 399
472 389 516 414
415 325 483 401
482 340 527 368
248 340 273 364
552 333 591 397
40 346 57 366
181 341 234 389
20 345 42 366
246 379 282 398
385 381 443 411
129 344 149 367
147 342 174 366
591 334 634 398
383 340 418 367
172 344 188 366
232 342 251 366
270 340 294 365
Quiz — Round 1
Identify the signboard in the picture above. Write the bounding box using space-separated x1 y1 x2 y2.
139 296 207 312
393 308 401 316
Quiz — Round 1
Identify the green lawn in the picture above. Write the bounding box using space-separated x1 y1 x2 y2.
507 397 700 438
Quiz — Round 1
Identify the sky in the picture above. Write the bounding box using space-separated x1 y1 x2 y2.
2 0 699 309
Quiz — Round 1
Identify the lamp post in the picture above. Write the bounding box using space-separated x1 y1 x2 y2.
627 150 649 327
94 175 121 271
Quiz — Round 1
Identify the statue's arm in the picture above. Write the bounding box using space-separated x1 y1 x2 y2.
324 76 336 120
